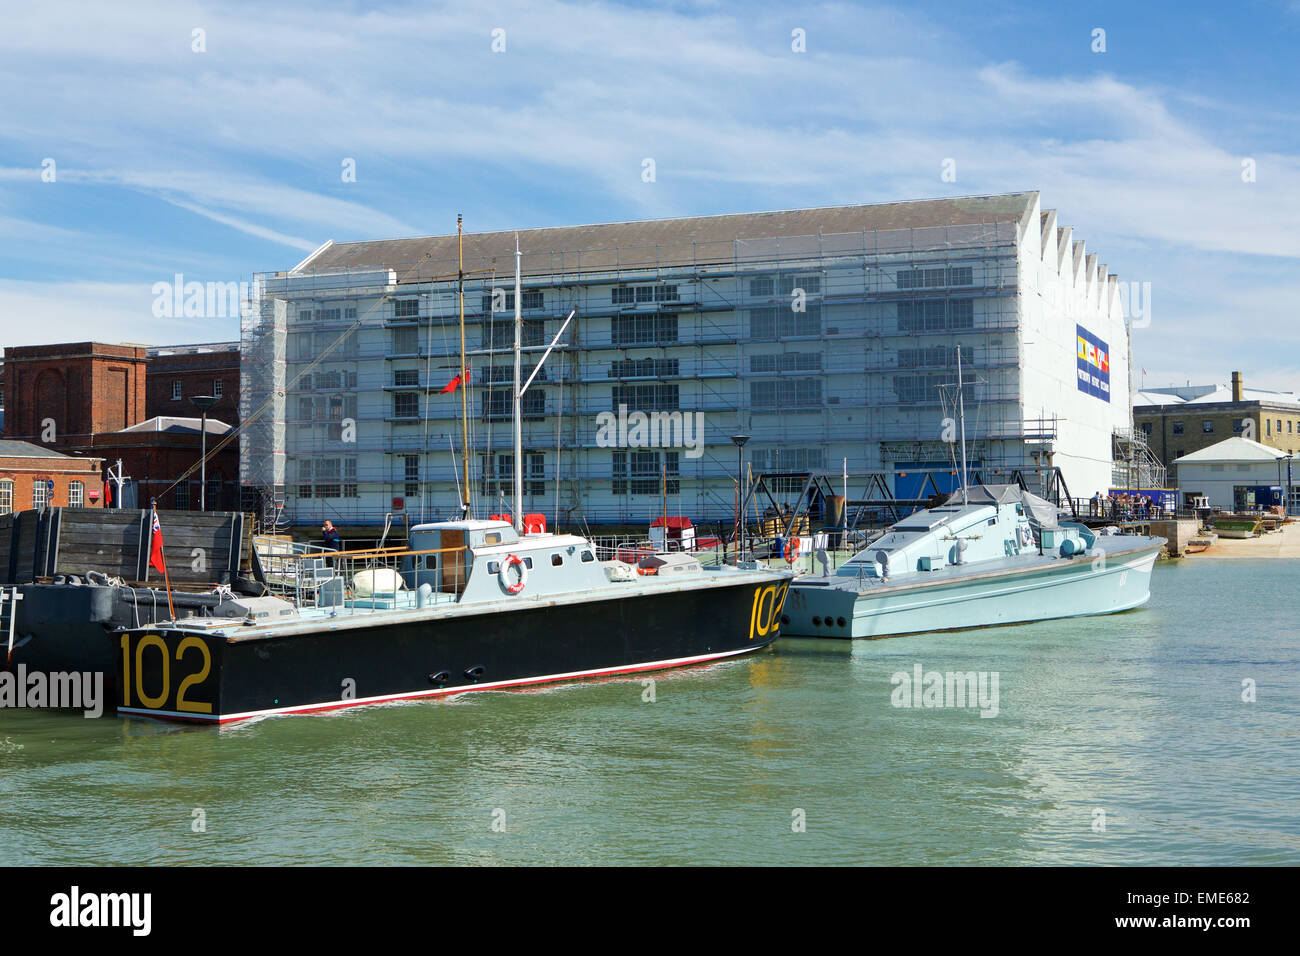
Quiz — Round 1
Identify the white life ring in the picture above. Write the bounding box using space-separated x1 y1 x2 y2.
499 554 527 594
1018 526 1032 548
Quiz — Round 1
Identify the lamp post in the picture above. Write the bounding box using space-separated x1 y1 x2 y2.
191 395 218 511
730 433 749 563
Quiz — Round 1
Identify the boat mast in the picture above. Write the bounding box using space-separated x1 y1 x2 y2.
458 215 470 516
957 346 969 504
513 233 524 532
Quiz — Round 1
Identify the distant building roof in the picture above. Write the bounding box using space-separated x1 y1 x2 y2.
1174 437 1287 464
117 416 232 435
0 439 78 459
1138 384 1300 408
146 342 240 357
288 192 1041 282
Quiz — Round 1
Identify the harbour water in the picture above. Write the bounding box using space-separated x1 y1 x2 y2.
1 558 1295 866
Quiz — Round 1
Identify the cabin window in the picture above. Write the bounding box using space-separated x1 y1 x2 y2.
551 553 563 567
487 561 500 574
988 518 996 526
523 557 534 569
484 532 503 545
580 550 594 562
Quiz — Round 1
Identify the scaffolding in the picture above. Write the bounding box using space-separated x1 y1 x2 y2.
238 218 1102 528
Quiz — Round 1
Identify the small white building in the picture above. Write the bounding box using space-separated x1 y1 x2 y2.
1173 437 1293 512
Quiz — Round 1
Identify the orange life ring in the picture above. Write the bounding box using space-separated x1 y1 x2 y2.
499 554 527 594
784 536 802 562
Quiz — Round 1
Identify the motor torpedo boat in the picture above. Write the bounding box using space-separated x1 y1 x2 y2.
781 484 1165 639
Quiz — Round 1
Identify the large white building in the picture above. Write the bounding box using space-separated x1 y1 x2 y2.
240 192 1133 528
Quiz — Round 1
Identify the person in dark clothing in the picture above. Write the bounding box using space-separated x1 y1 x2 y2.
321 520 341 551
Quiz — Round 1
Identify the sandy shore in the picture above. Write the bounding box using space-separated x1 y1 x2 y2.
1187 520 1300 559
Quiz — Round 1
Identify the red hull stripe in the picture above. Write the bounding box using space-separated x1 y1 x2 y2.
117 644 763 724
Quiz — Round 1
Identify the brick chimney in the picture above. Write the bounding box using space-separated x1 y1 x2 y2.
1231 371 1244 403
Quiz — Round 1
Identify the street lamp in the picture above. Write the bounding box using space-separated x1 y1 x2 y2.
191 395 218 511
730 433 750 563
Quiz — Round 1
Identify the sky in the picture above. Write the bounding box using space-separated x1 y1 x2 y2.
0 0 1297 391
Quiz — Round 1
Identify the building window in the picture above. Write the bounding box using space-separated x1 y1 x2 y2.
898 299 974 332
751 379 823 408
612 383 679 411
778 274 822 296
750 304 821 339
392 327 419 354
393 369 419 387
896 266 974 290
0 480 12 515
393 298 419 318
68 480 84 507
174 481 191 510
206 478 220 508
1202 420 1214 434
32 480 47 511
171 380 182 401
394 392 419 419
480 389 544 421
1172 421 1184 435
403 455 419 498
750 447 827 472
213 378 223 397
749 277 774 297
1141 422 1153 436
750 352 822 373
611 313 677 346
608 358 678 378
1278 419 1284 433
892 375 972 405
612 285 679 305
1232 419 1244 434
613 450 678 495
483 319 545 350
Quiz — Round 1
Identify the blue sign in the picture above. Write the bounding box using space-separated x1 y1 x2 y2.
45 479 54 494
1076 324 1111 402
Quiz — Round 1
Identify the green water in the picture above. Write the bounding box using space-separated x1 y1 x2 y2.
1 559 1296 866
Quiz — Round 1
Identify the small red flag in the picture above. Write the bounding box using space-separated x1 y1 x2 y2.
149 508 167 575
440 366 470 394
104 480 112 507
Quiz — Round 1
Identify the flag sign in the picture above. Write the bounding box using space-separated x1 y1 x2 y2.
1076 325 1111 402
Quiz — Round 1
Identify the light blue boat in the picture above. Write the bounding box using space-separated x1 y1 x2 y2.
782 484 1166 639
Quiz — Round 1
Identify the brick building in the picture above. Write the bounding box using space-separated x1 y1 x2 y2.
146 342 241 426
1 342 148 449
0 439 104 514
90 416 238 511
1134 371 1300 481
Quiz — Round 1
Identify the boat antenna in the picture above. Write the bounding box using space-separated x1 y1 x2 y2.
957 346 969 505
458 214 471 517
513 232 524 532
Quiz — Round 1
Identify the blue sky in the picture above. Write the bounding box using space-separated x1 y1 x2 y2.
1 0 1297 390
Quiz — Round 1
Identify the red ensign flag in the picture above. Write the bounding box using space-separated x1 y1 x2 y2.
149 508 167 575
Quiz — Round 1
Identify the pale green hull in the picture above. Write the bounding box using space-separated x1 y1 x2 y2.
784 541 1163 639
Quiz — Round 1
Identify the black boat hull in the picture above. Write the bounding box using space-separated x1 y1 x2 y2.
115 576 789 722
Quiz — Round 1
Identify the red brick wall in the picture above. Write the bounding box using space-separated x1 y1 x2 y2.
3 342 148 447
146 348 241 426
0 454 105 512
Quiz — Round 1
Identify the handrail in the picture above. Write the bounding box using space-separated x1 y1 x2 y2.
277 544 468 563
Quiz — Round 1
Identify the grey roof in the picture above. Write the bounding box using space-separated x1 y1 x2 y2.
0 439 78 459
117 416 232 435
292 192 1038 282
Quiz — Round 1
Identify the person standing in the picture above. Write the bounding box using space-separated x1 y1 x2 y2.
321 519 341 552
